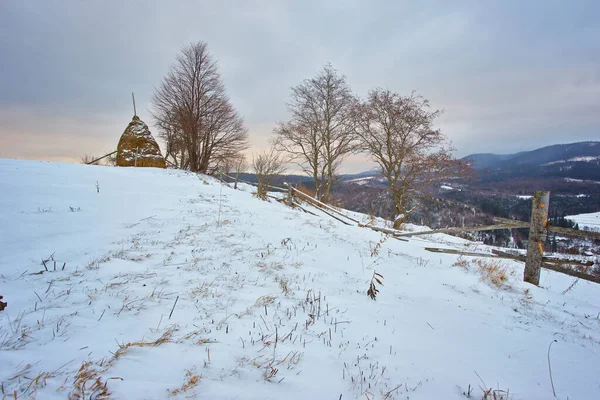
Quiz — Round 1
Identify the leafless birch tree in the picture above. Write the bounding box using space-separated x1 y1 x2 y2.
355 89 472 228
273 64 356 202
151 42 248 174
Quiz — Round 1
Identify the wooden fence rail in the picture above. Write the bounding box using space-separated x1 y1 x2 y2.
392 217 600 241
288 186 360 223
492 217 600 241
393 222 531 238
424 247 599 284
221 173 288 192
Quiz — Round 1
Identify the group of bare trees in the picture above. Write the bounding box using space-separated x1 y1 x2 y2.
152 42 248 174
273 65 471 227
152 41 470 226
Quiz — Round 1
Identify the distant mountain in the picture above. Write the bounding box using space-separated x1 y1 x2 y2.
463 141 600 182
235 141 599 196
462 153 519 170
332 141 600 226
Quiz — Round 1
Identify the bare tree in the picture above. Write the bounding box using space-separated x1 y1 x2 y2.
232 155 247 189
252 148 286 200
152 42 248 174
273 64 356 202
355 89 472 229
216 153 247 189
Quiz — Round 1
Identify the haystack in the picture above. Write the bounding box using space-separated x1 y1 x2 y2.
116 115 166 168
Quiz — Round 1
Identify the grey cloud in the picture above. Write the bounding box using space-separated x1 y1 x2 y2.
1 0 598 167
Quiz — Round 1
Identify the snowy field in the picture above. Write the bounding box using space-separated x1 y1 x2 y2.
567 211 600 231
1 159 599 400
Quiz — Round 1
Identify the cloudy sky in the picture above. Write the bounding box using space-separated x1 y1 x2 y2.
1 0 598 173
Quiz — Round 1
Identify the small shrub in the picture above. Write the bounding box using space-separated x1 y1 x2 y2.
452 256 469 268
252 148 285 200
473 259 509 287
454 258 512 288
367 271 384 300
278 277 291 295
370 234 389 257
254 296 276 307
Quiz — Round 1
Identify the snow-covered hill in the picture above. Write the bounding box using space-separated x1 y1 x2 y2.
464 141 600 171
1 159 599 400
567 211 600 231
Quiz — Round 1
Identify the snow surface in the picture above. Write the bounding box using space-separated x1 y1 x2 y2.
345 177 371 185
566 211 600 231
564 178 600 184
1 159 600 400
544 156 600 166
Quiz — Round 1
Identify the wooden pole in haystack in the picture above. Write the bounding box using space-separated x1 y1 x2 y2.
132 92 137 117
524 191 550 285
85 150 117 165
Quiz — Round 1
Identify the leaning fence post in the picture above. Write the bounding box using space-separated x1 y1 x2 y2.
285 183 293 208
524 191 550 285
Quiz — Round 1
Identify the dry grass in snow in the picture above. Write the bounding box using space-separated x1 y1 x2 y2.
1 159 600 400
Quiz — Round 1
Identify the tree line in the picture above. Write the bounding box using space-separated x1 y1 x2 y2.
152 41 471 228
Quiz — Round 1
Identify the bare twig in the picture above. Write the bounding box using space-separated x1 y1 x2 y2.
169 296 179 319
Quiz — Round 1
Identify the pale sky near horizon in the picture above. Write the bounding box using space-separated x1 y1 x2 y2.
1 1 599 173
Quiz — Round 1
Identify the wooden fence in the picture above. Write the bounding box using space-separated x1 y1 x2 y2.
219 177 599 286
393 191 599 285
